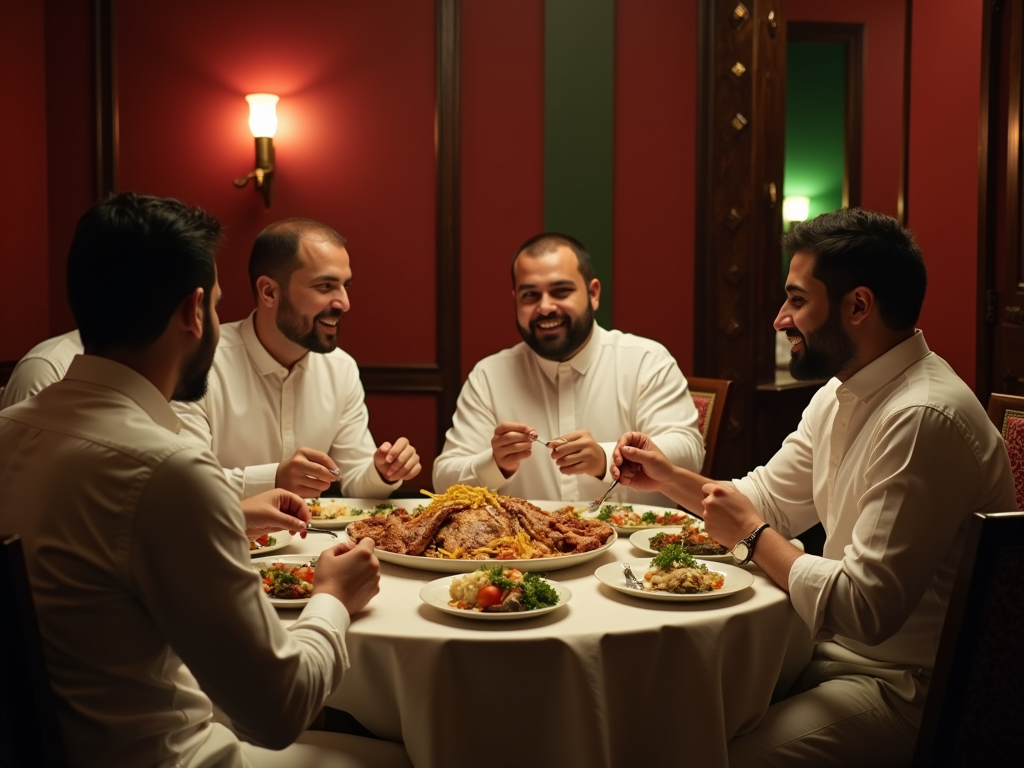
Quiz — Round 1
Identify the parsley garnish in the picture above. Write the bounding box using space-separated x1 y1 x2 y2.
481 567 560 610
650 543 700 571
640 511 658 524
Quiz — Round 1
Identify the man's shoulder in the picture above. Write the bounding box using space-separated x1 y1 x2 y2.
596 328 676 362
20 330 84 362
468 342 534 374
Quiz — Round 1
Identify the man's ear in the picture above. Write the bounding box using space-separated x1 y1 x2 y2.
848 286 875 326
589 278 601 312
256 275 280 309
177 287 205 339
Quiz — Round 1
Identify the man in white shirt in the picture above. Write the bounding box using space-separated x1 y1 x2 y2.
0 329 83 407
611 209 1017 767
433 233 704 505
174 219 421 500
0 192 406 767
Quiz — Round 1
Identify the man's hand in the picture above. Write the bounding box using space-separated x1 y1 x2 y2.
312 538 381 615
549 430 605 478
241 488 311 540
374 437 421 483
699 482 763 550
610 432 676 492
276 448 338 497
491 422 537 478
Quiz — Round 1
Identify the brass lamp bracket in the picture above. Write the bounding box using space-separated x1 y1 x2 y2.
233 136 275 208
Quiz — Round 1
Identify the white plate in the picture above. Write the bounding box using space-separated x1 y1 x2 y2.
629 527 734 562
358 530 618 573
248 531 293 556
251 554 316 607
419 574 571 620
594 557 754 601
529 500 699 534
305 497 428 529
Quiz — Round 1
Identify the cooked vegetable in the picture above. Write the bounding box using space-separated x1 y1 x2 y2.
651 543 700 571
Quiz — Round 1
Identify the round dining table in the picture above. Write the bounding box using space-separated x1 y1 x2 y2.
271 508 814 768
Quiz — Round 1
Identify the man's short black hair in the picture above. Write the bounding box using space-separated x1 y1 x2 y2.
67 192 221 353
782 208 927 331
248 218 348 296
511 232 596 286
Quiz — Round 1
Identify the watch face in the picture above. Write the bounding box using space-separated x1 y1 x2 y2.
732 541 750 562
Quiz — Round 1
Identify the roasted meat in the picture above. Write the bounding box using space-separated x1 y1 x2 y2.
348 493 614 559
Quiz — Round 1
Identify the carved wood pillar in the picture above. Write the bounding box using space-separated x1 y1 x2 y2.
696 0 786 478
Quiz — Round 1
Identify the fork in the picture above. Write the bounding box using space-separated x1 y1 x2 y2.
305 525 338 538
533 435 566 447
582 478 620 517
621 563 645 590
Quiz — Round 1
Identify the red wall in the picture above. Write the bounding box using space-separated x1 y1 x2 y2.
613 0 698 372
459 0 545 380
907 0 984 386
0 0 49 360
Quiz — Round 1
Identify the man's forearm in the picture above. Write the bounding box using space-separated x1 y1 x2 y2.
750 529 803 593
663 466 715 513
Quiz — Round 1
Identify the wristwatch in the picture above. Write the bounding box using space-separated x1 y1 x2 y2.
731 523 770 565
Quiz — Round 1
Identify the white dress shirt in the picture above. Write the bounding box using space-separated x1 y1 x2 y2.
434 325 705 505
174 313 396 499
0 329 83 408
0 356 351 768
733 331 1016 695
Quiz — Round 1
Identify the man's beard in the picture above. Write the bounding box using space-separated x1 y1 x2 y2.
172 306 217 402
517 303 595 361
277 290 341 355
788 306 857 381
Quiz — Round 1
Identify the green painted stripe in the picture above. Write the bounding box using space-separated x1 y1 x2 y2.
544 0 615 328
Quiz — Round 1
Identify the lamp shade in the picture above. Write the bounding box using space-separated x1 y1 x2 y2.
245 93 279 138
782 196 810 223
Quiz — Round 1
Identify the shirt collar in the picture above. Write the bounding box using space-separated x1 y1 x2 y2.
62 355 182 433
240 312 310 376
534 324 603 383
840 330 931 403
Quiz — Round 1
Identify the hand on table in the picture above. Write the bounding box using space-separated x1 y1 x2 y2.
374 437 421 483
610 431 676 493
549 429 606 478
313 538 381 615
491 422 539 478
276 448 338 497
241 488 311 540
700 482 764 550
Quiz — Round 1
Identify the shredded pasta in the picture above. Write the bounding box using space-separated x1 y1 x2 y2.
420 484 503 512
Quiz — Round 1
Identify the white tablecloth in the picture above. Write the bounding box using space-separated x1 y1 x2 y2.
276 529 813 768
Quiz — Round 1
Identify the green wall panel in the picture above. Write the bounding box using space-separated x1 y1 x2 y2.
544 0 615 328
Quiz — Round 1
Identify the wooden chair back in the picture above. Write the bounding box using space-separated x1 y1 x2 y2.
0 534 67 768
986 392 1024 510
687 377 731 477
912 511 1024 767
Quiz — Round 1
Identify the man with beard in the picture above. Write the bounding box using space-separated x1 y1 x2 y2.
433 232 704 504
609 209 1016 767
175 218 421 499
0 193 403 767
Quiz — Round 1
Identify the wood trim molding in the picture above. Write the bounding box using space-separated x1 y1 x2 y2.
435 0 461 450
94 0 118 197
899 0 913 226
359 364 443 394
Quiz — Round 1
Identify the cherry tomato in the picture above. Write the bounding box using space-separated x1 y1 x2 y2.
255 534 270 546
294 567 315 584
476 585 503 609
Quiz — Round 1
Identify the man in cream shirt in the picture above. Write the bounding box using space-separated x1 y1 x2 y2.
433 233 704 505
611 209 1017 767
0 192 407 767
175 218 421 499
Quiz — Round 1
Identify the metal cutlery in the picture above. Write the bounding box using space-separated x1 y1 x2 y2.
621 563 645 590
533 435 566 447
582 478 620 517
305 525 338 538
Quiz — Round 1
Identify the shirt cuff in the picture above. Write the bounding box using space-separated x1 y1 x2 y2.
788 552 840 640
241 463 278 499
296 592 351 635
475 453 513 491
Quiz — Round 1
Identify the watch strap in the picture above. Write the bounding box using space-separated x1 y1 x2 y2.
735 522 770 565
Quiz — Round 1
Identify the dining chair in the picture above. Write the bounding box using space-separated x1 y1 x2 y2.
911 511 1024 768
687 376 731 476
986 392 1024 510
0 534 67 768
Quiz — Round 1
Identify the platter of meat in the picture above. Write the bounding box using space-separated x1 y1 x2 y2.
346 485 617 573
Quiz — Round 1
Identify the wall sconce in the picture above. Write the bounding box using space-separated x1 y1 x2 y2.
233 93 278 208
782 196 810 226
